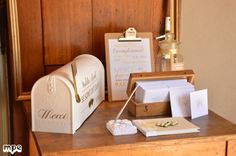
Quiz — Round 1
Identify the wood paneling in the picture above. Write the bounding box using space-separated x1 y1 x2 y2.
228 140 236 156
17 0 44 92
42 0 93 65
93 0 167 65
29 130 39 156
44 65 62 74
94 141 225 156
13 102 29 156
15 0 168 93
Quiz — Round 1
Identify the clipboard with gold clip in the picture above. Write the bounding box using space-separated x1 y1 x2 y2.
105 27 155 102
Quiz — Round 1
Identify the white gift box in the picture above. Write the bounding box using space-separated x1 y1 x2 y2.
31 54 105 134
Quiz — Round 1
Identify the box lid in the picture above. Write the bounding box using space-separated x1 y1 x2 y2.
127 70 195 97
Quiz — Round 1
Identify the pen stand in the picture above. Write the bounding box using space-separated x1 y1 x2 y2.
127 70 195 117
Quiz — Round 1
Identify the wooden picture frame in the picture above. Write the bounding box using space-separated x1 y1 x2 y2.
105 32 155 101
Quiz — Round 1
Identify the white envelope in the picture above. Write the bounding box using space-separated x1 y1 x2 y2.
190 89 208 119
135 81 169 103
170 86 195 117
135 79 192 103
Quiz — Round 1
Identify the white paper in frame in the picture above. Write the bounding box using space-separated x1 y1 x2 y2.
105 32 155 101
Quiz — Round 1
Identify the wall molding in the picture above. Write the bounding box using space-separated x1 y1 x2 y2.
9 0 30 101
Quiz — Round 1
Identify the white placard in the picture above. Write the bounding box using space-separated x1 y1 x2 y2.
170 86 195 117
190 89 208 119
106 36 154 101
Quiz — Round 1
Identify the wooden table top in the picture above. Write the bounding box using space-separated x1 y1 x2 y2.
23 100 236 155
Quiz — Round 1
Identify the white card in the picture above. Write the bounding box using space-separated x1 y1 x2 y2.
135 79 193 103
170 86 195 117
108 39 152 101
190 89 208 119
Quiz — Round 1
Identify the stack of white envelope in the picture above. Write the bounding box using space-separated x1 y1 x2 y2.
135 79 195 103
134 79 208 119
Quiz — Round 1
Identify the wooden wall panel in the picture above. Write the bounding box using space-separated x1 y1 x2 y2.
92 0 167 65
17 0 44 92
42 0 93 65
15 0 168 92
129 141 226 156
12 102 29 156
228 140 236 156
45 65 62 74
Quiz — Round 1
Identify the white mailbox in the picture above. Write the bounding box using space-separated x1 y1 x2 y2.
31 54 105 134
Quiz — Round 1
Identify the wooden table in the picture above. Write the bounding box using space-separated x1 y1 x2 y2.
23 101 236 156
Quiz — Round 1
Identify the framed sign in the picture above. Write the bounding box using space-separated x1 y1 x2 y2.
105 28 155 101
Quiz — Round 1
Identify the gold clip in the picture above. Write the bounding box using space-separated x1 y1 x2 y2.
118 27 141 42
71 62 81 103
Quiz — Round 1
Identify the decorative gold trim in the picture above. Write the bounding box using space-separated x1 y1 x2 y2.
169 0 181 41
170 0 175 35
9 0 30 101
175 0 181 41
